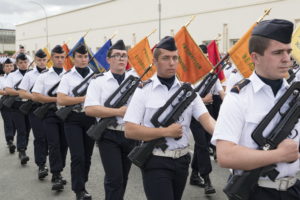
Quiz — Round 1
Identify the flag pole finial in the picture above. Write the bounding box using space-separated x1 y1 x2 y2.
215 33 222 41
147 28 157 38
257 8 271 23
185 15 196 28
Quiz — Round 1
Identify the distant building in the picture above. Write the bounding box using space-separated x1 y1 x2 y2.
16 0 300 56
0 29 16 53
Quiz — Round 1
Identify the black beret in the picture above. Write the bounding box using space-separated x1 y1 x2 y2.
16 53 27 61
19 45 24 49
35 49 47 58
4 58 13 64
73 44 87 56
51 45 64 54
199 44 207 54
110 40 126 51
156 36 177 51
252 19 294 44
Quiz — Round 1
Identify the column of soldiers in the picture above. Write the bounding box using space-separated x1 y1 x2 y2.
0 18 300 200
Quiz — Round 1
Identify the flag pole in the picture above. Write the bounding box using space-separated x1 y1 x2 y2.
83 28 92 38
147 28 157 38
257 8 271 23
185 15 196 28
109 31 118 40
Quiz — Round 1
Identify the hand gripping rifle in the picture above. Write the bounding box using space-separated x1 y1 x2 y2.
86 65 152 141
223 81 300 200
3 79 22 108
128 83 197 168
19 85 42 115
55 72 95 121
196 54 229 98
0 95 9 110
33 81 60 119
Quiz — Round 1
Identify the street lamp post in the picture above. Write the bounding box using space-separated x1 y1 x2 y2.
29 1 48 48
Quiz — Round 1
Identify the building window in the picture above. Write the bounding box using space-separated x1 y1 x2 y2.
230 39 239 47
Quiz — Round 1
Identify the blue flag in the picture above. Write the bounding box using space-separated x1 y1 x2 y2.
68 37 85 57
94 39 112 71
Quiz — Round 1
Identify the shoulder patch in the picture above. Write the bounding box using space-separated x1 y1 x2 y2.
231 79 250 94
41 69 49 73
92 73 104 79
232 69 238 74
138 79 152 88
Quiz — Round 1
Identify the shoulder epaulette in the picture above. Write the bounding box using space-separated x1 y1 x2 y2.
92 73 104 79
232 69 238 74
138 79 152 88
231 79 250 94
41 69 49 73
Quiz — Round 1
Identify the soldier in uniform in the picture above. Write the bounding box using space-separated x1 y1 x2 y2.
189 44 224 195
57 44 95 200
124 36 216 200
212 19 300 199
85 40 137 200
19 49 48 179
4 53 31 165
0 58 16 153
32 45 68 191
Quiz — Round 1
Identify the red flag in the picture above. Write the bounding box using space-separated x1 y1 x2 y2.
207 40 225 82
62 43 73 71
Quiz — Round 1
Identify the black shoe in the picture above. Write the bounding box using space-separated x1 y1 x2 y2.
51 174 64 191
189 170 205 187
51 174 67 185
76 190 92 200
202 175 216 195
38 165 48 180
7 141 16 154
19 151 29 165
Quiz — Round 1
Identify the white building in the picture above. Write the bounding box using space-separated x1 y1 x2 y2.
0 29 15 53
16 0 300 56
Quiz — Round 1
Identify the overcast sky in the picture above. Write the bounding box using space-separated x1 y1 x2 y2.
0 0 102 29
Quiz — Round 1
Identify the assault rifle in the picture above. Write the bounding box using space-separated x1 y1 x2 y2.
87 65 152 141
196 54 229 98
33 81 60 119
128 83 197 168
223 81 300 200
3 79 22 108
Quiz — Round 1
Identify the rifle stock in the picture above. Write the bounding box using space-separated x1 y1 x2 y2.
33 103 57 119
87 117 118 141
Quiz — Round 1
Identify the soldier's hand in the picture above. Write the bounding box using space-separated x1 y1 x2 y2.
165 123 183 138
202 93 213 104
277 139 300 163
118 106 127 117
79 96 85 102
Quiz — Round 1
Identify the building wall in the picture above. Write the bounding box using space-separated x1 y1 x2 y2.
0 29 16 53
16 0 300 56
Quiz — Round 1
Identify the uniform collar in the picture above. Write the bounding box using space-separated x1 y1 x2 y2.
106 70 130 82
49 67 66 74
152 74 181 90
71 66 91 78
249 72 289 93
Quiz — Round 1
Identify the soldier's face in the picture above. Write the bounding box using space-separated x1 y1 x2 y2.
107 49 128 72
51 53 66 68
154 48 178 78
3 64 14 74
252 39 292 80
35 57 47 68
17 59 28 70
73 53 89 67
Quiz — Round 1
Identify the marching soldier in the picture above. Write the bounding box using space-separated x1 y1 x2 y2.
18 49 48 179
4 53 31 165
85 40 137 200
124 36 215 200
0 58 16 153
57 44 95 200
212 19 300 199
32 45 68 191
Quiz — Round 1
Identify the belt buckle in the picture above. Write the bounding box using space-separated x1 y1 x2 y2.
173 150 180 159
278 179 289 191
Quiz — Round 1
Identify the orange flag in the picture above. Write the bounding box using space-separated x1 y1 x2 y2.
62 44 74 71
228 23 257 78
174 26 213 84
43 48 54 68
128 37 156 80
